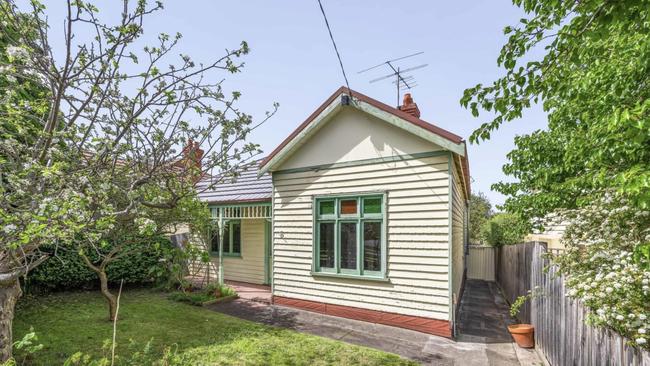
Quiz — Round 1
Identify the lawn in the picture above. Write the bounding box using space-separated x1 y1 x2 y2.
13 289 417 365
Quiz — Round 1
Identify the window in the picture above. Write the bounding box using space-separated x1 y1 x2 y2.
314 195 385 278
211 220 242 256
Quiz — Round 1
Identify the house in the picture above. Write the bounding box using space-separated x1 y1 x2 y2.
195 87 470 338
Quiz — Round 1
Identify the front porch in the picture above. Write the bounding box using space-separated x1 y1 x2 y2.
226 280 272 304
186 202 272 287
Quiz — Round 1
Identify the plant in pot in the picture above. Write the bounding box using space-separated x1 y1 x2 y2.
508 288 541 348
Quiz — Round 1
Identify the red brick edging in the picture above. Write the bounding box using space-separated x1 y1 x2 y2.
272 295 452 338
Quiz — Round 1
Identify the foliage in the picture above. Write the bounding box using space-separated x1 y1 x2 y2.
509 287 541 319
553 193 650 348
469 192 493 244
13 290 416 365
25 237 173 293
0 0 276 351
1 0 275 348
167 284 236 306
461 0 650 347
479 213 529 247
461 1 650 220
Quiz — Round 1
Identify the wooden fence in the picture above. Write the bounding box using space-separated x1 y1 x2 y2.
497 242 650 366
496 241 538 323
467 246 496 281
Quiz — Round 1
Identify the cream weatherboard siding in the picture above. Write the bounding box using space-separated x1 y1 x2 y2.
188 219 266 285
450 158 467 312
221 218 266 284
272 153 452 320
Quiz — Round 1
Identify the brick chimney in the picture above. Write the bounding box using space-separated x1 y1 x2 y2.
399 93 421 118
181 139 204 170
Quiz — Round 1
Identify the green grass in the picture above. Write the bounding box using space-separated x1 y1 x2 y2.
14 289 417 365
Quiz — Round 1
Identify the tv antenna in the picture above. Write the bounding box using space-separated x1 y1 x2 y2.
358 52 428 107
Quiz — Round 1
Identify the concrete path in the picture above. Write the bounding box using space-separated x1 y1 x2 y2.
225 280 272 304
207 280 543 365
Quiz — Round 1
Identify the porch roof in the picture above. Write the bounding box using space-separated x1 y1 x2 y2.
197 164 272 205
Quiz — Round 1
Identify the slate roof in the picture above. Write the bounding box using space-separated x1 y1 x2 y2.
197 164 271 204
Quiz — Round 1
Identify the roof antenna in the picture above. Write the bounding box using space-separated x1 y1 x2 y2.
358 52 428 108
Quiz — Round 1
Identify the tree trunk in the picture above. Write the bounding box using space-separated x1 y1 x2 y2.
0 279 22 362
98 270 117 321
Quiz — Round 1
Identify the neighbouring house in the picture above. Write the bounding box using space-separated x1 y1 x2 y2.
526 215 568 250
192 87 470 338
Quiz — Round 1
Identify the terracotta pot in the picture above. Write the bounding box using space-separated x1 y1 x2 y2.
508 324 535 348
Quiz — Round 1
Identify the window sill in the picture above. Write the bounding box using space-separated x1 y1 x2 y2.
310 271 389 282
210 253 242 259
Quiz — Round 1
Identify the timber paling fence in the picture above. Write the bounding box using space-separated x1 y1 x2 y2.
497 242 650 366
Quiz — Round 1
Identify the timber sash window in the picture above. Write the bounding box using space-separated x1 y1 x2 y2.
314 194 386 278
211 220 242 256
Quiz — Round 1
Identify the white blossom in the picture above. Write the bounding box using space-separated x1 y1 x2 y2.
6 46 28 59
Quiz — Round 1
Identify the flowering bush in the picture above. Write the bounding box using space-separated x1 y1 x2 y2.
552 192 650 349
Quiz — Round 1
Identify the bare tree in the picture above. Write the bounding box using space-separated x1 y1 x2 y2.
0 0 276 360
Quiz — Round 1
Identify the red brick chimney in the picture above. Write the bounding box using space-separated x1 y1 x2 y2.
181 139 204 170
399 93 421 118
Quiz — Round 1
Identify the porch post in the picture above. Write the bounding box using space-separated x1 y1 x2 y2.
218 207 225 286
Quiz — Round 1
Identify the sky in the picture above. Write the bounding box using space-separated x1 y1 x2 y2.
38 0 549 206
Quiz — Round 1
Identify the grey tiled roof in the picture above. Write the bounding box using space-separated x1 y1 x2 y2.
197 165 272 204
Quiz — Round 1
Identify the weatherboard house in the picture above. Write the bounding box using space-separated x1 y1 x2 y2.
194 87 470 338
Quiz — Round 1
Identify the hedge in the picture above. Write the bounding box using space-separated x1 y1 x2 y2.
25 236 174 293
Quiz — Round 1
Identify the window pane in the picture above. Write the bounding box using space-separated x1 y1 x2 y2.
340 223 357 270
319 222 335 269
340 199 357 215
232 222 241 254
363 222 381 272
319 201 334 216
363 198 382 214
211 225 230 253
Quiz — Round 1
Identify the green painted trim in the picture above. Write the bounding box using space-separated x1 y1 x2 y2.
211 253 242 258
446 151 455 335
310 271 389 282
312 193 387 279
274 150 448 175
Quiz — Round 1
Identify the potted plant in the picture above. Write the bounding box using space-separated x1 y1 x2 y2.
507 289 540 348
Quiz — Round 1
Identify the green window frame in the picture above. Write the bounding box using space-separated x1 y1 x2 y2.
312 194 387 280
211 220 242 257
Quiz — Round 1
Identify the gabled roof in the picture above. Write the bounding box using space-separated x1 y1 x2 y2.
259 86 470 197
197 164 272 204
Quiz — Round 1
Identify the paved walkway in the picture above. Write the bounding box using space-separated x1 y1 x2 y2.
225 280 272 304
207 279 542 365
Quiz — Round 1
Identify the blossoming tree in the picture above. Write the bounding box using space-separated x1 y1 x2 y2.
0 0 276 360
461 0 649 348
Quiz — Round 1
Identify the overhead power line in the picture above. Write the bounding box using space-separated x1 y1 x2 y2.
316 0 353 99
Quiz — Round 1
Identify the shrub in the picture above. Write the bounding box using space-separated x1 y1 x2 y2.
480 213 529 247
168 284 237 306
25 236 174 293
